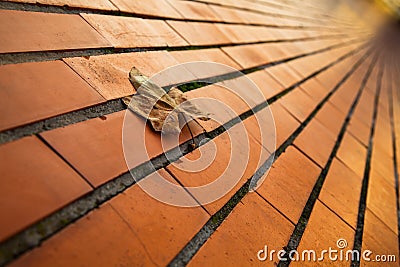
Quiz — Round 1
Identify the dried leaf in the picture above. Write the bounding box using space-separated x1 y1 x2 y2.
124 67 210 134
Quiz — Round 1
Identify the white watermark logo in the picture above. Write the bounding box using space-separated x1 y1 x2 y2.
257 238 397 263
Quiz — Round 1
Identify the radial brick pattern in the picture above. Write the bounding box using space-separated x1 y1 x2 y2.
0 0 399 266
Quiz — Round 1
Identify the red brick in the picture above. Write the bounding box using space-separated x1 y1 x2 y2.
336 133 367 178
290 39 347 55
215 24 262 43
315 102 346 136
167 21 231 46
64 51 195 99
108 170 209 265
217 75 269 107
287 56 326 79
329 78 359 111
350 90 375 127
82 14 188 48
367 169 398 234
374 110 393 158
264 15 308 27
274 41 306 60
362 209 399 266
339 69 372 147
125 110 205 172
188 193 294 266
0 10 110 53
314 67 345 91
168 0 222 21
319 159 362 228
169 48 241 78
215 4 283 26
0 136 91 242
257 146 321 223
363 63 379 94
370 147 394 185
347 117 371 146
246 70 285 99
266 64 303 88
111 0 183 18
272 27 307 41
211 104 276 157
292 201 355 266
222 43 287 68
41 111 127 187
167 122 269 214
189 82 274 153
208 5 249 23
278 88 318 122
269 28 309 39
10 204 157 266
247 11 286 26
327 43 361 61
0 60 104 131
217 24 279 43
251 3 297 17
268 102 300 147
297 78 330 103
288 45 354 78
4 0 118 10
294 119 337 167
242 112 276 154
185 84 251 131
41 110 200 187
275 40 324 57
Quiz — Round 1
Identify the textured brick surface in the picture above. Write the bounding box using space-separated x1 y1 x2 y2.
222 43 287 68
188 193 294 266
82 14 188 48
0 0 399 266
0 60 104 131
108 170 210 266
292 201 355 266
111 0 183 18
0 136 91 242
294 119 337 167
167 21 231 46
167 122 269 214
64 51 194 99
362 209 399 266
10 204 159 266
319 159 362 228
168 0 222 21
0 10 110 53
257 146 321 223
41 111 128 187
3 0 118 10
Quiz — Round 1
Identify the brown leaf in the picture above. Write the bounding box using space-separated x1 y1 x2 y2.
124 67 209 134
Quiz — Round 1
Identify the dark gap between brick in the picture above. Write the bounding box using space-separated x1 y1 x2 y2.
350 61 384 267
278 51 379 267
183 0 355 26
0 37 367 145
0 40 370 266
167 45 375 267
0 0 355 30
0 32 368 66
0 37 366 144
387 68 400 253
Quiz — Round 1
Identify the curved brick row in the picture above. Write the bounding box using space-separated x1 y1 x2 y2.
0 0 399 266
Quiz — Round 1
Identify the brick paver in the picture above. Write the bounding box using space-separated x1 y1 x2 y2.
0 9 110 53
0 0 398 266
0 60 104 131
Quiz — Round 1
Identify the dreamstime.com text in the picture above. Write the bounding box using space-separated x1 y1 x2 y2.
257 238 397 263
